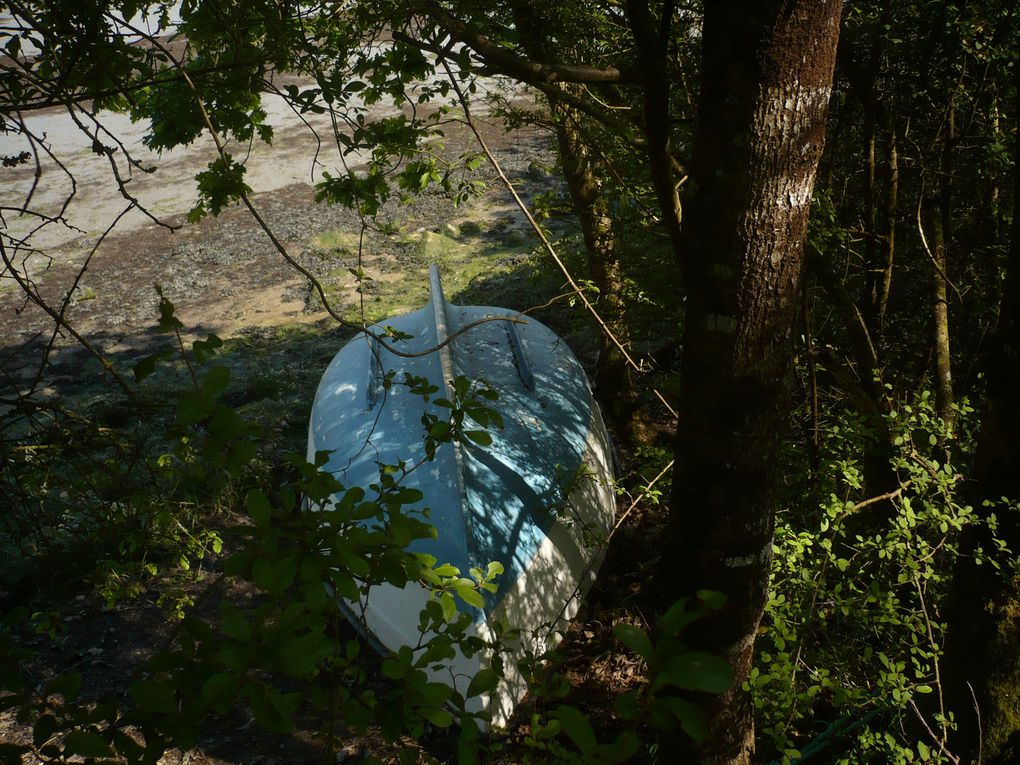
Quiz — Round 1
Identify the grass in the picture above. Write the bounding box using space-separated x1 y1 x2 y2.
310 229 364 252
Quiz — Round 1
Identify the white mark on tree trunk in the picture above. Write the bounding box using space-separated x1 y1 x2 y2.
724 554 756 568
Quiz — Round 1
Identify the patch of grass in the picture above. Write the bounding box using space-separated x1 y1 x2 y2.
310 229 364 252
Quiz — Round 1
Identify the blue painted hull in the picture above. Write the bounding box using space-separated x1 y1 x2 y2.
308 265 615 727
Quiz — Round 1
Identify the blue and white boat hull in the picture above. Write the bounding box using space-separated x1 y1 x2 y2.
308 265 615 727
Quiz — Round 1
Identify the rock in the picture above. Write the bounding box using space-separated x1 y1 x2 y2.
504 229 527 246
527 161 552 181
458 220 483 236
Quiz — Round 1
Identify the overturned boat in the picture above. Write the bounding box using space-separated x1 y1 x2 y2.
307 264 615 728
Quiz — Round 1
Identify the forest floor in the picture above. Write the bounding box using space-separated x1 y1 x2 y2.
0 101 672 762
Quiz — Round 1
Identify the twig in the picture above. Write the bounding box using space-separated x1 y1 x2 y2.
968 681 983 765
653 389 678 419
546 457 675 635
0 238 139 403
612 459 674 536
913 574 950 758
846 485 905 516
909 699 959 764
24 203 136 399
916 192 962 303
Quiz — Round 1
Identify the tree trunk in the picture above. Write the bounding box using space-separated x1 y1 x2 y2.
879 119 897 331
552 107 641 440
509 1 641 441
664 1 842 762
922 197 955 434
857 0 893 340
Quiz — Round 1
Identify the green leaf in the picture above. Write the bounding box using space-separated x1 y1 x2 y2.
553 704 597 754
220 603 251 643
439 592 457 623
464 430 492 446
192 333 223 364
129 678 178 715
339 551 371 579
614 690 641 720
177 390 213 426
607 729 641 761
654 696 709 741
133 350 171 381
246 489 272 529
661 598 698 634
466 667 500 698
250 685 295 733
422 707 453 727
697 590 727 610
46 672 82 702
33 714 58 748
429 421 452 440
455 585 485 609
654 652 733 694
381 658 407 680
201 672 241 712
201 365 231 397
155 289 183 332
613 623 652 660
63 731 112 758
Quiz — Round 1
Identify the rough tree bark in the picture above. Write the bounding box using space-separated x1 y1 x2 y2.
879 118 897 332
922 196 955 434
663 1 842 762
551 110 642 439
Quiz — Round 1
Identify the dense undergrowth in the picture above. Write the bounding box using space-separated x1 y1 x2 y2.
756 390 1017 763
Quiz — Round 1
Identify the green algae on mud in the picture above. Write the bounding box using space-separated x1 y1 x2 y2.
312 220 543 325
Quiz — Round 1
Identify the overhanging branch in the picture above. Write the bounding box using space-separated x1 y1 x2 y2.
422 2 638 84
